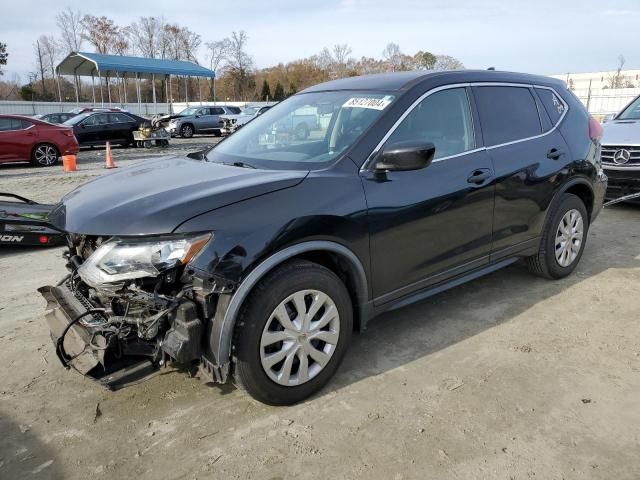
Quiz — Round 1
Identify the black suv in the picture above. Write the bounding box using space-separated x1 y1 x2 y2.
41 70 607 405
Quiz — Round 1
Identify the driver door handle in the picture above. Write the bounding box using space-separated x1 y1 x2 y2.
547 148 565 160
467 168 492 184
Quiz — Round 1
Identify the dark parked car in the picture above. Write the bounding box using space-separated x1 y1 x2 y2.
37 112 77 124
64 111 147 147
600 94 640 201
40 70 606 405
0 114 79 166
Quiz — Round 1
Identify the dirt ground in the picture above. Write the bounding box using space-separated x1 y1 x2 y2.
1 140 639 479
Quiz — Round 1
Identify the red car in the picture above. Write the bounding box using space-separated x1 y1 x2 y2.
0 114 79 167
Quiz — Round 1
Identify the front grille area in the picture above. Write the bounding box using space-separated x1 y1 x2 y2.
601 145 640 166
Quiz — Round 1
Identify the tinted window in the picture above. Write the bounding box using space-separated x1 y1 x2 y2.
386 88 475 160
82 114 100 126
210 107 225 115
109 113 132 123
20 120 32 129
0 118 28 130
474 86 542 146
227 107 241 114
535 88 566 125
97 114 110 125
0 118 13 131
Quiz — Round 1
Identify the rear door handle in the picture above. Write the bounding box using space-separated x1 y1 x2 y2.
547 148 565 160
467 168 492 184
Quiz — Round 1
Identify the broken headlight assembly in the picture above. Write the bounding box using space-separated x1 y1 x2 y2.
77 233 212 287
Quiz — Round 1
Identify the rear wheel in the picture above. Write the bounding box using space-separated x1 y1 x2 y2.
31 143 59 167
233 260 353 405
180 124 194 138
527 193 589 279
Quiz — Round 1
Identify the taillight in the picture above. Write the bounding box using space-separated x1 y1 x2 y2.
588 115 603 142
61 129 74 137
39 235 49 244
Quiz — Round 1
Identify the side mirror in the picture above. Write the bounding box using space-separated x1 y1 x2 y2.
602 113 615 123
194 114 201 118
374 141 436 172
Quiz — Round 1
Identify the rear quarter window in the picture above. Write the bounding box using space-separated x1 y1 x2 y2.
473 86 542 146
535 88 566 125
227 107 241 114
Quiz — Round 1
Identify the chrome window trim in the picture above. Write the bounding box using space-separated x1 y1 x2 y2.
361 81 569 171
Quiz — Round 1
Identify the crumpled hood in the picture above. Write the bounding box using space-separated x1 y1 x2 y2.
602 120 640 145
48 156 307 235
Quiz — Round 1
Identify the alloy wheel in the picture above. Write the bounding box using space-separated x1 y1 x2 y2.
34 145 58 166
182 125 193 137
555 208 584 267
260 289 340 387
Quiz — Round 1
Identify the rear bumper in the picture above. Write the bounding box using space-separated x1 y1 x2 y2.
38 284 157 389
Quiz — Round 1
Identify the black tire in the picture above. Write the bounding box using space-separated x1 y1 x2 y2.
233 259 353 405
527 193 589 279
294 122 309 140
180 124 194 138
31 143 60 167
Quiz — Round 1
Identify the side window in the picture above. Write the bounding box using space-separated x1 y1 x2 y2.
535 88 566 126
82 115 99 126
0 118 13 131
10 119 25 130
210 107 225 115
97 114 110 125
473 86 542 146
109 113 131 123
227 106 241 114
386 88 475 160
20 120 32 129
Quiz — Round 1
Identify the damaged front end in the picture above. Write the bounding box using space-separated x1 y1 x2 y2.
39 232 232 389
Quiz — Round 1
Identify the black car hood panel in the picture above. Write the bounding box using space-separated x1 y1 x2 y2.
48 156 307 235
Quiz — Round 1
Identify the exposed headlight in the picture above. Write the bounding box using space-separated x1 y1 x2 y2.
78 233 212 287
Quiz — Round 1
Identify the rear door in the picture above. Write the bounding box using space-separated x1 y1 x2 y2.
363 87 496 302
208 107 225 132
0 119 36 161
472 85 570 260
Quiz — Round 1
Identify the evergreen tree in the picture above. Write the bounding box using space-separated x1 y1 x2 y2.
273 81 285 101
288 81 297 97
260 79 271 101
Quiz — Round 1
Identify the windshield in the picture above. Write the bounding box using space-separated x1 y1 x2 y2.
618 96 640 120
64 113 91 126
179 107 200 117
207 91 395 170
242 106 260 116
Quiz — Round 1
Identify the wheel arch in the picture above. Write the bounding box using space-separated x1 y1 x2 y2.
211 241 369 367
556 177 595 220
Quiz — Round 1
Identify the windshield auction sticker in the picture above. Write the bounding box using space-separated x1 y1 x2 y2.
342 95 393 110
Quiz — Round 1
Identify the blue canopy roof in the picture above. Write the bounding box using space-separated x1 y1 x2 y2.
57 52 215 79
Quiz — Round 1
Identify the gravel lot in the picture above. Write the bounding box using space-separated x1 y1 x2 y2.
1 141 639 479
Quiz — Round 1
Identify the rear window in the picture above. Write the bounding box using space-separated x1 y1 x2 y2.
210 107 225 115
535 88 566 125
227 107 241 114
474 86 542 146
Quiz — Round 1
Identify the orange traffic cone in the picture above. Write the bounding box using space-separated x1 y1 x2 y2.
62 154 77 172
104 141 117 169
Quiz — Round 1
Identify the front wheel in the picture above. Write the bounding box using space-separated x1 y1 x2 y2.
527 193 589 279
180 124 194 138
233 260 353 405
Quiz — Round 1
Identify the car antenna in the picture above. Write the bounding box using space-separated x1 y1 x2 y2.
487 67 496 71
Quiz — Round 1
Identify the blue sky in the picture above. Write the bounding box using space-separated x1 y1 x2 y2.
2 0 639 81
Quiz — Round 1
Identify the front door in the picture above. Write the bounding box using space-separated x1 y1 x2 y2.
362 87 495 303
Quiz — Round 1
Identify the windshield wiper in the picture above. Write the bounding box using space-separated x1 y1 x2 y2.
220 161 256 169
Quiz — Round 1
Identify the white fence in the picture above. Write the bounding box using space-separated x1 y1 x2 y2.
0 100 268 117
1 87 639 120
572 87 640 119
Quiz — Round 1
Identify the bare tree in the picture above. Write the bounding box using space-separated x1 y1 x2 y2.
413 50 437 70
82 15 120 54
608 55 626 89
0 42 8 76
205 39 230 100
40 36 61 77
332 44 352 66
56 7 85 53
433 54 464 71
226 31 254 100
382 42 402 70
34 39 47 96
129 16 165 58
163 24 201 61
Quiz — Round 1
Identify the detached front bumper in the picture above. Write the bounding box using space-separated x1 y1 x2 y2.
38 283 157 389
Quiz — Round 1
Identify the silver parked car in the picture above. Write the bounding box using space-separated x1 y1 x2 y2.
601 95 640 200
164 106 242 138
